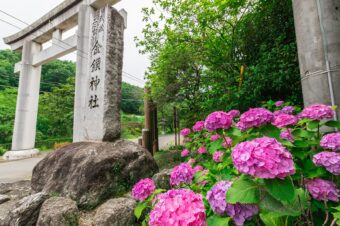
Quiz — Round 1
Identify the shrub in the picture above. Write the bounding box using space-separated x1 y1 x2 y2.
131 101 340 226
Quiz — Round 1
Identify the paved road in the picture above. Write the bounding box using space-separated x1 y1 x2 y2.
0 135 175 183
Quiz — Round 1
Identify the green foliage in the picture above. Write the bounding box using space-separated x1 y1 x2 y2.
137 0 303 126
226 176 260 204
207 215 230 226
263 178 295 203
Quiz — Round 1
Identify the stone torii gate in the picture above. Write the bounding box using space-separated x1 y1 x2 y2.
2 0 127 160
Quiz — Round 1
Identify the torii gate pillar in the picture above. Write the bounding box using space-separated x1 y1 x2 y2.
3 0 127 160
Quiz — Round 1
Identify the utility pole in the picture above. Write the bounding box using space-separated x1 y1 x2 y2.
292 0 340 119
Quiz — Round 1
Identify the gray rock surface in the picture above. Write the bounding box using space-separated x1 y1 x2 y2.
0 181 32 224
93 197 136 226
0 194 10 204
37 197 79 226
31 140 158 209
3 192 48 226
152 168 172 190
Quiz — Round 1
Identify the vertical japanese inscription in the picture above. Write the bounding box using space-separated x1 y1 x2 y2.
88 8 105 109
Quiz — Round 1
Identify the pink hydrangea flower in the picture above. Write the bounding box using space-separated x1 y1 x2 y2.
131 178 156 201
213 151 224 163
193 121 205 132
275 101 284 107
206 181 259 226
188 158 196 165
149 189 207 226
180 128 191 137
170 163 194 186
194 165 204 173
223 137 233 148
299 104 334 121
305 178 339 202
320 132 340 151
236 108 274 131
281 106 294 114
280 129 294 142
272 114 298 128
204 111 233 132
227 110 240 118
211 134 221 141
181 149 190 157
313 152 340 175
232 137 295 179
183 137 190 143
198 146 207 155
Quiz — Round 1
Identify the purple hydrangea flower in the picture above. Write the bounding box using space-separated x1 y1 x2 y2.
204 111 233 132
181 149 190 157
305 178 339 202
223 137 233 148
236 108 274 131
313 152 340 175
131 178 156 201
170 163 194 186
227 110 241 118
232 137 295 179
281 106 294 114
275 101 284 107
272 114 298 128
206 181 259 226
320 132 340 151
213 151 224 163
180 128 191 137
299 104 334 121
149 189 206 226
198 146 207 155
280 129 294 142
211 134 221 141
193 121 205 132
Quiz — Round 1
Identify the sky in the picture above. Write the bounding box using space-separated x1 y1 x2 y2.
0 0 153 87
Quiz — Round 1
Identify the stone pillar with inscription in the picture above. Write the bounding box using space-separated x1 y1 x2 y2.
75 6 125 142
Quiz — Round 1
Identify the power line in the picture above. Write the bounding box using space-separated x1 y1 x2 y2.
0 10 145 85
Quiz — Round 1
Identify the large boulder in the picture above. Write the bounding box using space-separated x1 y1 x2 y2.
152 168 172 190
32 140 158 209
37 197 79 226
3 192 49 226
93 197 136 226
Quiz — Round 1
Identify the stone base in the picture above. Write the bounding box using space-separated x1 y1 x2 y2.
2 149 40 161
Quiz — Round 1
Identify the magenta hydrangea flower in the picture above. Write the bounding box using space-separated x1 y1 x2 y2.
211 134 221 141
149 189 206 226
228 110 240 118
181 149 190 157
198 146 207 155
232 137 295 179
180 128 191 137
213 151 224 163
313 152 340 175
188 158 196 165
194 165 204 173
223 137 233 148
272 114 298 128
206 181 259 226
193 121 205 132
299 104 334 121
236 108 274 131
320 132 340 151
281 106 294 114
275 101 284 107
184 137 190 143
280 129 294 142
305 178 339 202
170 163 194 186
131 178 156 201
204 111 233 132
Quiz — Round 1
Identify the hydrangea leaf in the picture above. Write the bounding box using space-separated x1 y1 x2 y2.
260 124 281 139
291 129 315 138
260 213 286 226
208 139 223 154
307 120 319 130
226 177 260 204
207 215 230 226
134 202 148 220
263 178 295 203
325 120 340 128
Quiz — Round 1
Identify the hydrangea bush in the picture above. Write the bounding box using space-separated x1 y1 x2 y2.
132 101 340 225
